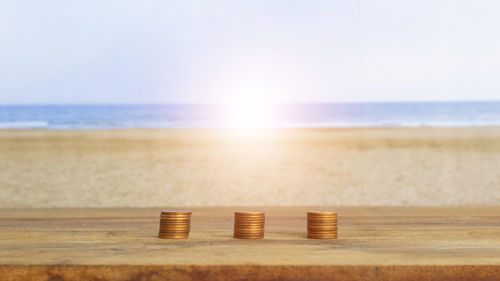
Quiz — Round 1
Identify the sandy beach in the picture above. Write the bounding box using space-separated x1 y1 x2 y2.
0 127 499 208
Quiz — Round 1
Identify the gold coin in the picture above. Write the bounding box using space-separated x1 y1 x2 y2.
307 231 337 234
307 211 337 215
235 214 265 217
160 215 191 218
160 214 191 217
307 217 337 220
235 215 265 218
307 232 337 236
159 228 190 231
158 229 190 233
308 226 336 228
307 228 337 232
234 223 265 227
159 226 190 229
233 231 264 233
161 210 191 213
307 216 337 219
234 227 264 231
158 236 189 239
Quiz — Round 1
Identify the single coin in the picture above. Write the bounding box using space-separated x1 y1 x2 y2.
158 232 190 236
234 216 266 220
235 213 265 216
307 216 337 219
160 226 190 231
158 230 190 233
307 225 337 228
307 229 337 232
160 215 191 218
233 235 264 238
160 216 191 219
233 230 264 233
159 220 191 224
234 223 265 226
307 233 338 236
158 235 189 237
159 232 190 235
233 231 264 235
307 211 337 215
159 226 190 230
307 232 338 236
234 229 264 232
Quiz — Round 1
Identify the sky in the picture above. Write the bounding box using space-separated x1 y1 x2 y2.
0 0 500 105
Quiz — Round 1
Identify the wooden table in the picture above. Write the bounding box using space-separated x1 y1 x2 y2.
1 207 499 280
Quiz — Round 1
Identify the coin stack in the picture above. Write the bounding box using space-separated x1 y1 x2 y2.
233 211 265 239
158 210 192 239
307 211 338 239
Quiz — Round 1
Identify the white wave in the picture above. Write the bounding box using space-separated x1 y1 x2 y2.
0 121 49 129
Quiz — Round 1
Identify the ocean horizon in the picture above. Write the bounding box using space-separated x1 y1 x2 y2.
1 101 500 130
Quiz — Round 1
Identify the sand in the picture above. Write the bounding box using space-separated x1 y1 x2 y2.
0 127 499 208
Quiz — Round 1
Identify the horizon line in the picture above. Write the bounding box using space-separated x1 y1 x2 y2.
1 100 500 106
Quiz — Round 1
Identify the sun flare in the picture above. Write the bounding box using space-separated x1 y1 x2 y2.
220 100 277 133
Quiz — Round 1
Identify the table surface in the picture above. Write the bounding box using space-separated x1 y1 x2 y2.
1 207 499 281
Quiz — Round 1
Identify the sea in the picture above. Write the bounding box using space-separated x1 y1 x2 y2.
0 102 499 129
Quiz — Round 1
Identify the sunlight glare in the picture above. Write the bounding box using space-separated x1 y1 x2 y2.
221 100 277 134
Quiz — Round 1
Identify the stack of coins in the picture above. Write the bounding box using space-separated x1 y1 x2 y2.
233 211 265 239
158 210 191 239
307 211 338 239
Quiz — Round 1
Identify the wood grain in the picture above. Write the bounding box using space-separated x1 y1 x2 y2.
1 207 499 280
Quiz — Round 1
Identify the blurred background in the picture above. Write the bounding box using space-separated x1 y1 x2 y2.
0 0 499 207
